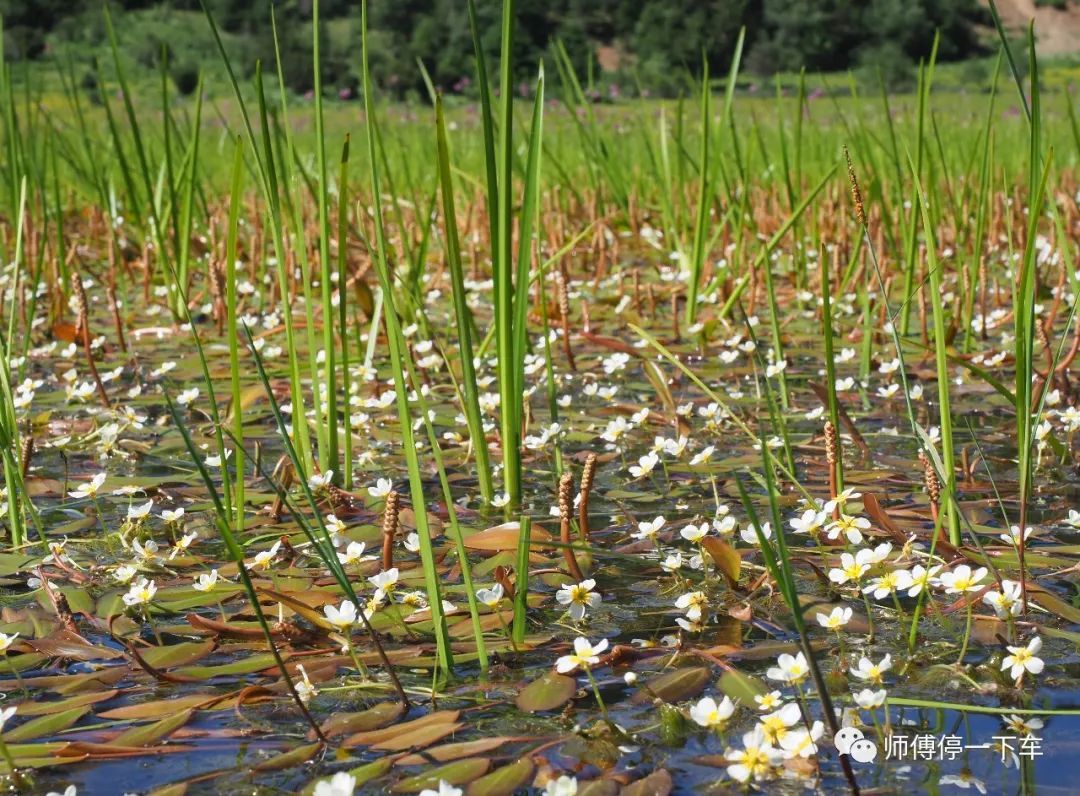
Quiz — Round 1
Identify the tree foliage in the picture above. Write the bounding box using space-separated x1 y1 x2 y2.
1 0 988 96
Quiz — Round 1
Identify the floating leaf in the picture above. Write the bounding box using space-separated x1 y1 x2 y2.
516 672 578 713
372 721 464 752
344 710 460 749
174 653 285 680
317 701 406 739
621 769 673 796
700 537 741 587
718 669 766 704
3 706 90 742
390 757 491 792
466 758 535 796
99 694 220 720
252 741 323 771
14 689 117 717
395 737 526 765
463 522 553 552
631 666 710 704
138 640 216 670
111 709 194 747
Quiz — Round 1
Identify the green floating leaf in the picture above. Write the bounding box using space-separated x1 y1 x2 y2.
466 758 535 796
253 741 324 771
718 669 767 704
14 689 118 717
390 757 492 792
138 640 216 670
318 701 405 739
303 759 394 796
516 672 578 713
99 694 219 720
111 709 193 747
174 653 284 680
632 666 711 704
3 706 90 742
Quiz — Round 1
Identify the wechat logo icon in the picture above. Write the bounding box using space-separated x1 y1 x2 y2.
835 727 879 763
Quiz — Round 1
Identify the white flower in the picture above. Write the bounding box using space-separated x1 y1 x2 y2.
740 522 772 546
825 514 870 545
852 654 892 684
1002 636 1044 681
113 564 138 584
759 702 802 744
122 578 157 607
1002 714 1044 736
680 522 709 543
905 563 942 597
476 584 504 608
404 532 420 552
689 695 736 728
790 509 826 537
939 773 987 794
725 725 784 783
418 782 462 796
690 446 715 466
1000 525 1034 547
863 569 913 600
308 471 334 490
675 590 708 622
250 540 282 570
0 632 19 654
295 664 318 704
368 568 400 600
0 706 16 731
176 387 200 406
126 500 154 520
779 720 824 758
68 472 106 499
555 637 608 673
824 488 861 513
634 516 665 540
766 652 808 684
313 771 356 796
829 553 870 586
983 579 1023 618
854 688 887 709
368 478 393 498
491 492 511 508
193 570 220 592
754 691 783 712
629 452 659 478
337 541 370 567
816 606 852 630
161 508 185 523
324 600 358 630
542 775 578 796
555 579 601 622
938 564 987 594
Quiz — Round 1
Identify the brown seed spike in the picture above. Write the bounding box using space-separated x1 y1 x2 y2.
920 450 941 525
843 146 867 228
382 490 400 572
559 472 585 581
20 436 33 481
578 453 597 542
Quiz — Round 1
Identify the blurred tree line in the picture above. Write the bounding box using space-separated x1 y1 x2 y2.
0 0 988 97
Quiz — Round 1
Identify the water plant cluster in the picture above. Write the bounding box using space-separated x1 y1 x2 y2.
1 0 1080 794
